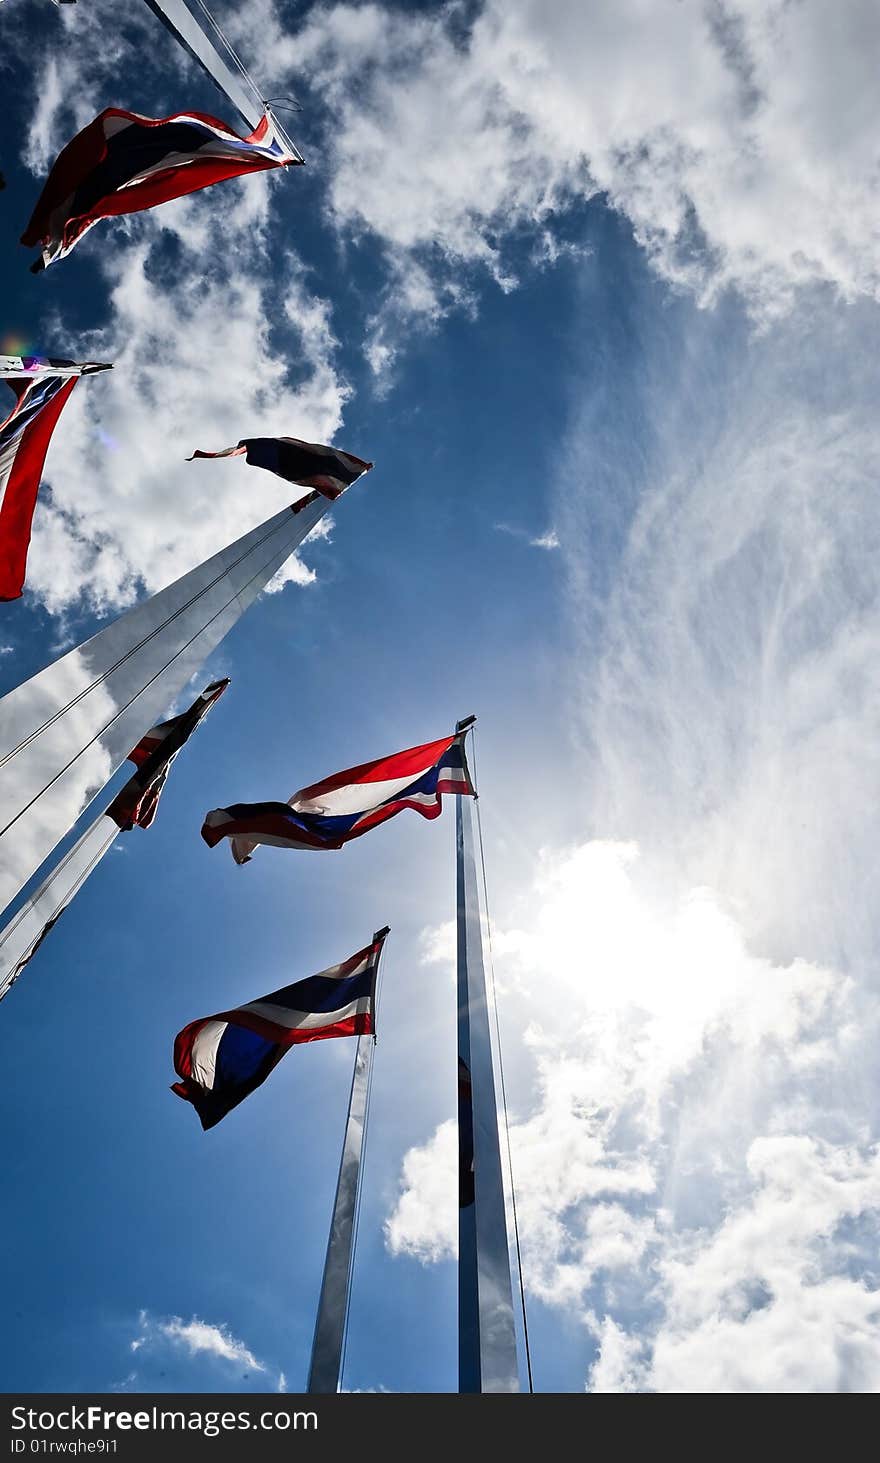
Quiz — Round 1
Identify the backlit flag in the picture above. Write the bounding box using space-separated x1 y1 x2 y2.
201 731 475 864
171 930 390 1130
21 108 299 271
0 356 111 600
106 679 230 831
187 436 373 505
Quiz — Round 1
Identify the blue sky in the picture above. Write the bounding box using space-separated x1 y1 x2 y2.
3 0 880 1395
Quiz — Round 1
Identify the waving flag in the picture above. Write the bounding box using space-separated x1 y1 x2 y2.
106 678 229 831
202 732 475 864
22 108 299 270
187 436 373 503
0 356 111 600
172 930 390 1130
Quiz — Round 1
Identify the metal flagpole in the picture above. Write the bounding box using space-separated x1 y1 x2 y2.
0 495 328 918
0 811 118 1002
143 0 305 161
455 717 520 1393
0 681 228 1002
307 927 390 1394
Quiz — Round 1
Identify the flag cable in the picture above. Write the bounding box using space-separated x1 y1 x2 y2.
469 728 535 1394
0 512 320 840
338 938 385 1391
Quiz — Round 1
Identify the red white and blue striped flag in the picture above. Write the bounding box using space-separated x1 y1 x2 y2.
0 357 111 600
201 732 475 864
106 679 230 831
171 930 389 1130
22 107 299 270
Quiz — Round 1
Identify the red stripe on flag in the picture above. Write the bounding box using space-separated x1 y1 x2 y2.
0 377 78 600
220 1009 373 1046
295 735 456 801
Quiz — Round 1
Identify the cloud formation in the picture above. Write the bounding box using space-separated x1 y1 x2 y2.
245 0 880 372
119 1310 285 1391
388 839 880 1390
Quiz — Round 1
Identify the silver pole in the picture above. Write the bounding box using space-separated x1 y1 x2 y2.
456 724 520 1393
307 927 389 1394
0 811 118 1002
142 1 305 160
0 496 328 917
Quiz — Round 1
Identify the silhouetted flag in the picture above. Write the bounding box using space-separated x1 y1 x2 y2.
188 436 373 503
106 679 230 830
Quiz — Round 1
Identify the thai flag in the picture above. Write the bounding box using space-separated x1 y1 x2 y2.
0 358 111 600
21 107 299 270
171 931 389 1130
187 436 373 503
201 732 475 864
105 679 229 831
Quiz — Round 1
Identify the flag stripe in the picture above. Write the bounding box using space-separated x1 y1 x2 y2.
0 376 78 601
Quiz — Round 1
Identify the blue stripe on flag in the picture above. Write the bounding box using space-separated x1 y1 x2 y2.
257 966 373 1017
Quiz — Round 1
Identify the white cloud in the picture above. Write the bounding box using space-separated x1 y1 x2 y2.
121 1310 285 1390
418 919 456 971
151 1316 264 1372
386 838 879 1388
385 1118 457 1264
566 295 880 976
591 1137 880 1393
494 523 561 552
23 200 350 616
238 0 880 369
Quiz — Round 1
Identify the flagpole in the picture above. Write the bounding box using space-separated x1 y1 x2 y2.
455 717 520 1393
0 496 328 920
0 811 119 1002
307 927 390 1394
0 682 229 1003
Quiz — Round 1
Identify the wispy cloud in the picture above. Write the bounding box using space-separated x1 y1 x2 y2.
233 0 880 380
119 1310 285 1392
495 522 560 551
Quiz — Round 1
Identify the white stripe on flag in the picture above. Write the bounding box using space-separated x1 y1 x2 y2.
190 1019 228 1090
236 995 371 1033
293 765 445 817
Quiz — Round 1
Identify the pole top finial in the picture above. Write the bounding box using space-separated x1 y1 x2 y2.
456 714 476 734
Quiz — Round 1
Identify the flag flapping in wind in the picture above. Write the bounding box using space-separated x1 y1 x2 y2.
171 930 390 1130
106 679 230 831
21 108 299 270
0 356 111 600
201 732 475 864
187 436 373 504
